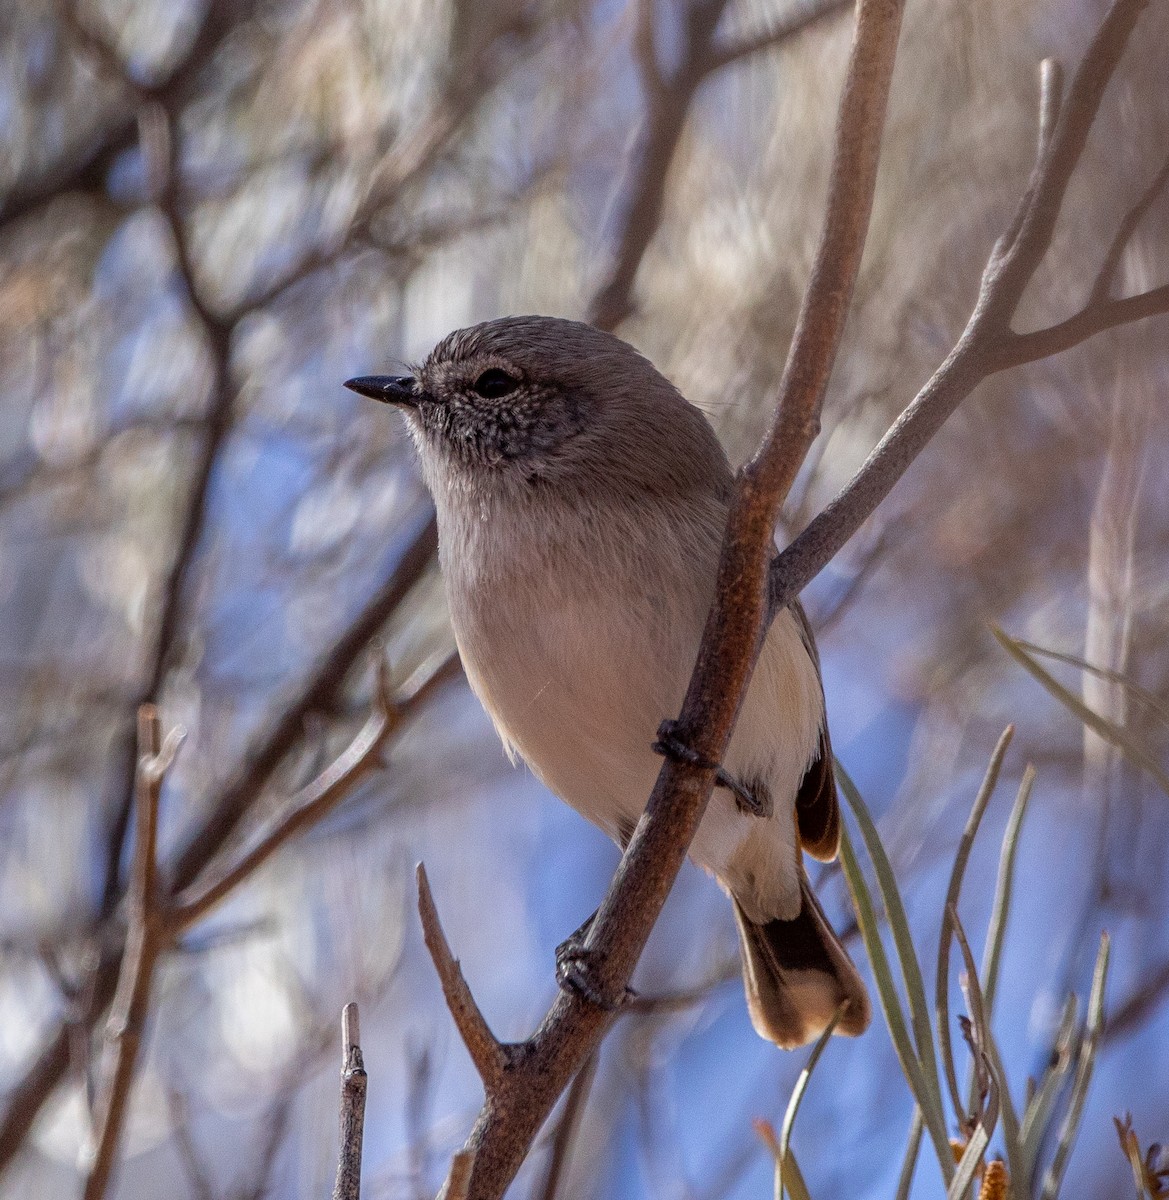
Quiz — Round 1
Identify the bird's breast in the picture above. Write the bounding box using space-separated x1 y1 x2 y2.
438 491 718 838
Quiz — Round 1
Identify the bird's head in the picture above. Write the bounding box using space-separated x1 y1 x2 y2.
346 314 729 501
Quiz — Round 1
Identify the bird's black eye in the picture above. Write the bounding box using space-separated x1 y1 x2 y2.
472 368 519 398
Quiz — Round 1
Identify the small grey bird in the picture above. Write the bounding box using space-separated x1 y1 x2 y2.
346 315 870 1048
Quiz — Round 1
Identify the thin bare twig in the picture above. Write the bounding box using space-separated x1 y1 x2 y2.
998 284 1169 369
406 1039 436 1200
623 959 739 1015
83 707 182 1200
171 514 440 889
415 864 509 1093
333 1003 368 1200
705 0 851 73
166 1089 216 1200
1088 152 1169 305
241 1096 294 1200
745 0 905 501
1037 58 1064 158
809 512 911 635
1104 956 1169 1043
589 0 732 330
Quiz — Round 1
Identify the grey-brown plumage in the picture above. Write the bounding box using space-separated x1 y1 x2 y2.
347 315 870 1048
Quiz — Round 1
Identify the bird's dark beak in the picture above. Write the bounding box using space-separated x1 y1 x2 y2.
344 375 419 407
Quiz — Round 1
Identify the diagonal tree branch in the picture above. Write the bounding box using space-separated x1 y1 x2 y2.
421 2 1167 1196
0 124 136 232
1104 956 1169 1043
1088 152 1169 308
170 512 439 889
430 3 907 1195
532 1051 598 1200
705 0 851 73
174 651 459 928
991 283 1169 369
589 0 731 331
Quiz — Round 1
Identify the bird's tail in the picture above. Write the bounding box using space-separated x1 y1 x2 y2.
732 871 871 1049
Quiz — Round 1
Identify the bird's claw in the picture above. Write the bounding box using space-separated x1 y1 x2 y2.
652 719 718 770
555 935 634 1011
652 720 768 816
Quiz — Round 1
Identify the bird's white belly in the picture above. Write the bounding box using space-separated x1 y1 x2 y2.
453 581 821 890
457 587 687 842
440 485 824 914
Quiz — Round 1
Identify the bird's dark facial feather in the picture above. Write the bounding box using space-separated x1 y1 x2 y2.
410 334 589 469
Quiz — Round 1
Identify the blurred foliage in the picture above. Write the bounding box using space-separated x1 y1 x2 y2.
1116 1114 1169 1200
0 0 1166 1197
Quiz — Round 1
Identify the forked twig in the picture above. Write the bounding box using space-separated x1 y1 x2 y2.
767 0 1165 618
589 0 850 330
416 865 509 1092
